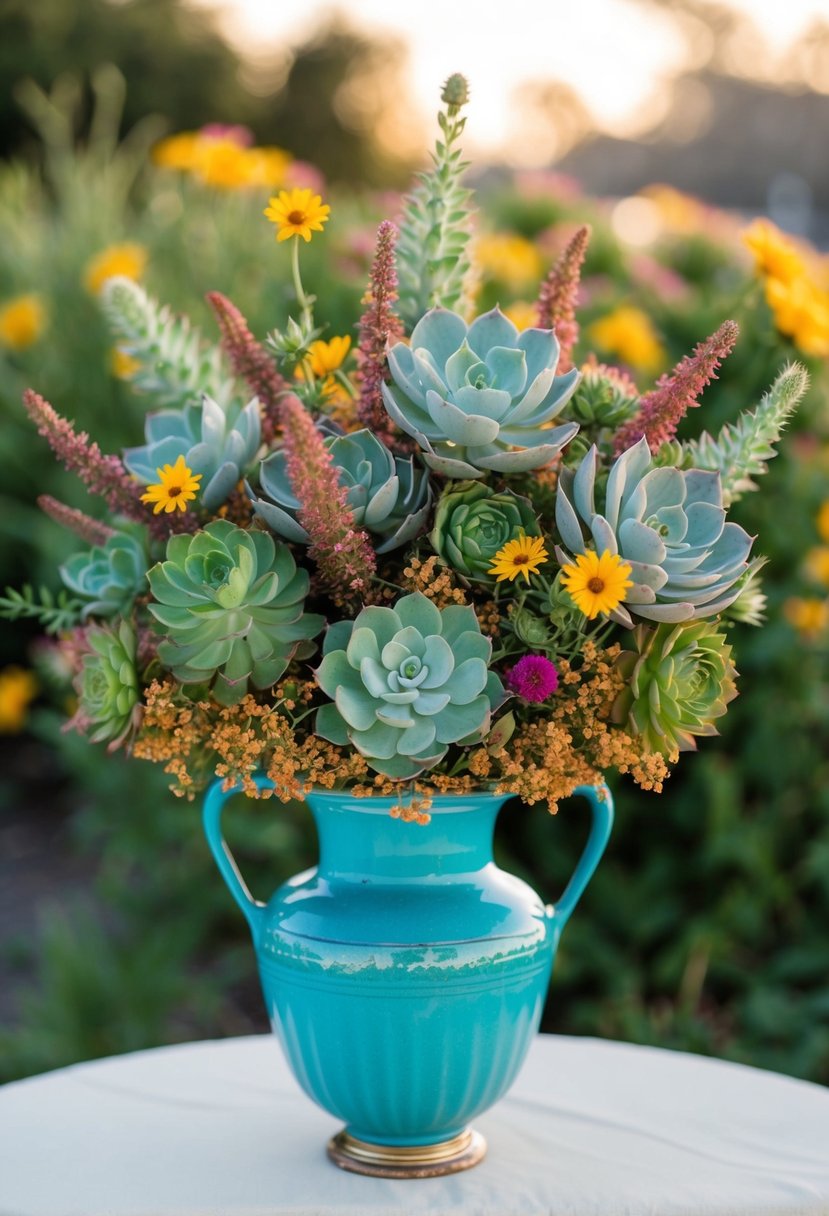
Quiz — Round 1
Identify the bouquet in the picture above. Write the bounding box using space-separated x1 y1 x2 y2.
2 75 808 818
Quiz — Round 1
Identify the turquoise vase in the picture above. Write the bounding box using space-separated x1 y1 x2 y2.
203 777 613 1178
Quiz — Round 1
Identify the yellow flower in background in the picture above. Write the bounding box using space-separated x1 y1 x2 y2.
489 533 549 584
640 184 704 235
84 243 147 295
195 137 257 189
784 596 829 639
140 455 202 514
110 348 140 380
502 300 538 331
0 667 37 733
818 501 829 545
475 232 542 290
245 146 293 188
0 294 45 350
742 219 806 285
764 276 829 358
153 130 292 191
307 335 351 378
589 306 665 374
804 547 829 588
264 188 331 243
560 550 634 620
152 131 202 171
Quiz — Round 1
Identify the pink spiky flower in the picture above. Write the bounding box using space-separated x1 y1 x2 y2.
356 221 404 444
536 225 591 373
206 291 287 444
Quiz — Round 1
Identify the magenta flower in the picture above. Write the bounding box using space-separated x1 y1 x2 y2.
507 655 559 703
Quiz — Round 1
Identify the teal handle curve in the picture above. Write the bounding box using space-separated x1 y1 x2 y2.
202 774 275 945
551 783 614 930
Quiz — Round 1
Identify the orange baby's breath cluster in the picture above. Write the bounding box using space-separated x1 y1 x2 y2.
402 555 468 606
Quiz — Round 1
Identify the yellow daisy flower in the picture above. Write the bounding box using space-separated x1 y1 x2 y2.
140 455 202 515
0 667 38 733
560 550 633 620
264 188 331 243
488 533 549 583
742 218 806 285
588 306 665 374
307 335 351 377
784 596 829 639
84 243 147 295
0 294 45 350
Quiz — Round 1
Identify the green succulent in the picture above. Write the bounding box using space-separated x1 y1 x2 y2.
314 592 503 779
431 481 540 578
60 528 149 619
382 306 580 478
147 520 324 706
124 394 261 512
251 428 432 554
556 437 754 625
613 620 738 756
77 620 141 749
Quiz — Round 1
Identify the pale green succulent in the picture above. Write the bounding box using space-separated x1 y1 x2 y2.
431 481 540 578
613 620 737 756
382 307 580 478
77 620 141 749
147 520 324 706
250 428 432 554
60 528 148 619
124 394 261 512
314 592 503 779
556 437 753 625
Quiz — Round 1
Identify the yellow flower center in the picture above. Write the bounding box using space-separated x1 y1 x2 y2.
287 209 305 225
588 577 605 593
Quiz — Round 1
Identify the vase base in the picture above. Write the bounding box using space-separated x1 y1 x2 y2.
326 1127 487 1178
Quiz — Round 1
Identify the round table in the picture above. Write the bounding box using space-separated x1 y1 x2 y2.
1 1034 827 1216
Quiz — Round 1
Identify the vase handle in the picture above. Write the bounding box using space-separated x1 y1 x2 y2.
202 774 275 945
550 783 614 930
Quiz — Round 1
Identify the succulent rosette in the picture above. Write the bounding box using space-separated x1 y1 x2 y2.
556 437 754 624
147 520 324 705
60 528 148 619
381 306 580 478
77 620 141 748
613 621 737 755
314 591 503 778
431 481 540 578
250 428 432 553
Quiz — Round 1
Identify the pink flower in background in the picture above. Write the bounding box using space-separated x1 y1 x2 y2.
506 655 559 703
285 161 327 194
199 124 254 147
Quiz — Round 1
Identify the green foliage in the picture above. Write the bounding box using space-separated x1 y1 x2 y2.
0 583 83 632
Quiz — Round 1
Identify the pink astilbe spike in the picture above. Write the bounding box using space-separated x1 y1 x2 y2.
280 394 376 607
613 320 740 455
356 221 404 443
536 224 590 373
206 291 287 444
37 496 116 546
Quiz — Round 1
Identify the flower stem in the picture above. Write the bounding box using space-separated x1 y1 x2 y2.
291 236 312 330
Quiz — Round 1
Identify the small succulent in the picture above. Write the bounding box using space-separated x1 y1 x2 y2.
556 437 753 624
124 394 261 512
147 520 324 705
381 306 580 478
77 620 141 749
431 481 540 578
613 620 737 755
250 428 432 553
314 592 503 779
60 528 148 619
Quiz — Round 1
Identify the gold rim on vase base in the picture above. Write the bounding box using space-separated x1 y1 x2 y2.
326 1127 487 1178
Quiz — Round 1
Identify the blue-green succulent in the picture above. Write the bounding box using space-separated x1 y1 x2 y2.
314 592 503 779
147 520 324 706
60 528 148 619
431 482 540 579
77 620 141 749
556 437 753 625
250 428 432 553
124 394 261 512
381 306 580 478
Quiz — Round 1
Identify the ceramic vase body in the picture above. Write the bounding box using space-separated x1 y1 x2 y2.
203 779 612 1172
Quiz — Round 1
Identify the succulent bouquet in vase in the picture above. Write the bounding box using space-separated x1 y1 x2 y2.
3 76 807 1176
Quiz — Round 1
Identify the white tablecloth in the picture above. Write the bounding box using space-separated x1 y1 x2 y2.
1 1034 828 1216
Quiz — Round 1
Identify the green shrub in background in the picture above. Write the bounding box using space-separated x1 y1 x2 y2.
2 84 829 1086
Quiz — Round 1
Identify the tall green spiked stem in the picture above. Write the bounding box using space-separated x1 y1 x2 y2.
396 74 476 329
314 592 503 779
147 521 324 706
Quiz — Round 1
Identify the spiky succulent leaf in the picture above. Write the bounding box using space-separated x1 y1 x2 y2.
556 437 753 625
613 621 737 756
382 306 580 477
683 363 808 506
147 520 324 706
77 620 141 749
102 277 237 411
60 527 148 619
314 592 503 779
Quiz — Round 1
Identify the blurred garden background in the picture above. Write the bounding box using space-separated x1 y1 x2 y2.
1 0 828 1085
